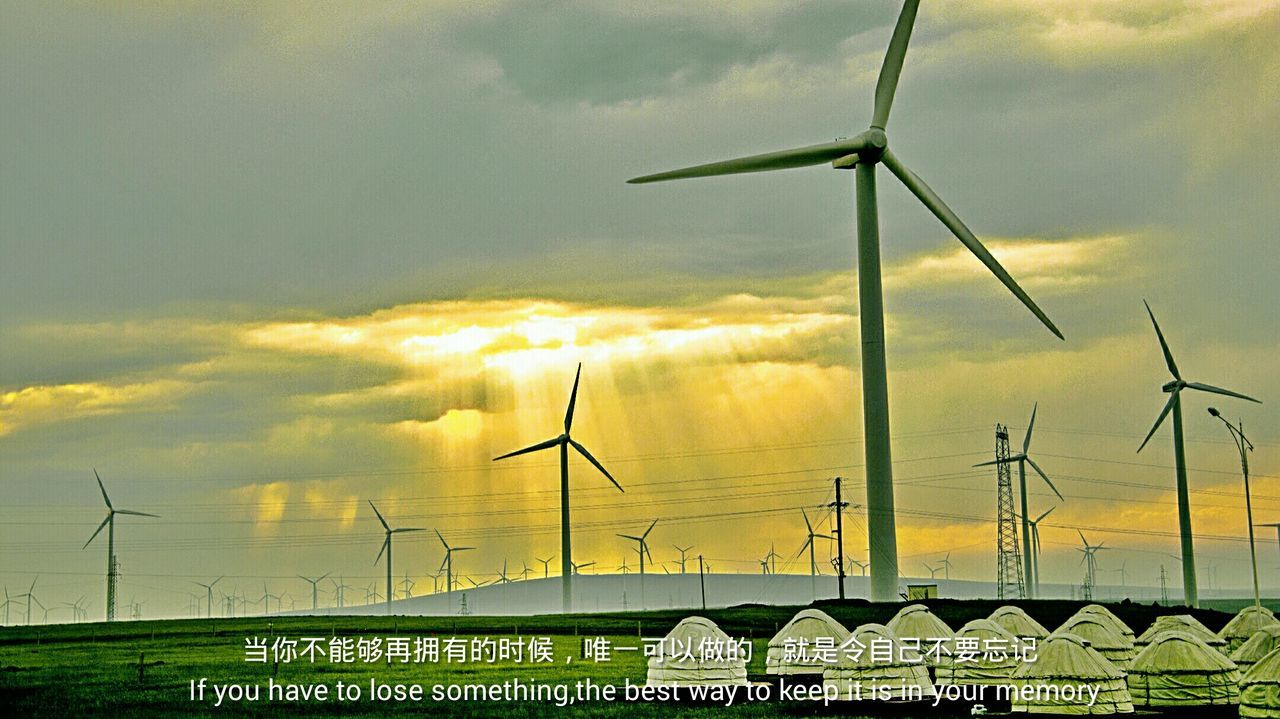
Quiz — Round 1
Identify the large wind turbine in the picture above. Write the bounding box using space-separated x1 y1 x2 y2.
628 0 1062 601
493 363 622 611
1137 301 1259 607
975 404 1063 598
369 500 423 615
83 470 158 621
618 519 657 610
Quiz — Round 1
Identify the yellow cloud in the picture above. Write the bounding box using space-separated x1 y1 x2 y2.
0 380 194 437
886 234 1134 293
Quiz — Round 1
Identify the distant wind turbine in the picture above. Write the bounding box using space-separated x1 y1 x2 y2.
1022 506 1055 596
369 500 423 615
673 545 694 574
193 576 223 619
84 470 158 621
298 573 330 611
436 530 474 609
798 509 834 599
618 519 658 609
975 404 1063 599
628 0 1063 601
536 555 555 580
493 363 622 612
923 563 942 580
1077 531 1107 601
1137 300 1259 607
938 552 953 580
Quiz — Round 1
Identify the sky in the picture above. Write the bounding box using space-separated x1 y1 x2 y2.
2 0 1279 618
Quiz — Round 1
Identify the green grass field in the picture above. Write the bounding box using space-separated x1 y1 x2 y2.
0 599 1259 717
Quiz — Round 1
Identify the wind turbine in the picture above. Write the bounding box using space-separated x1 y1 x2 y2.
798 509 834 599
399 573 415 599
923 563 942 580
495 560 512 584
673 545 694 574
628 0 1063 601
519 561 533 581
298 573 330 611
1077 531 1106 601
1022 506 1055 597
1 587 13 625
850 558 869 577
975 404 1063 598
436 530 474 609
1137 300 1259 607
938 552 953 580
193 576 223 619
83 470 158 621
536 555 555 580
618 519 657 610
493 363 622 612
16 578 41 625
261 583 282 615
369 500 423 615
329 577 353 609
570 560 594 575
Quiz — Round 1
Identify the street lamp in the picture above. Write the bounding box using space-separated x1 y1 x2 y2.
1208 406 1259 609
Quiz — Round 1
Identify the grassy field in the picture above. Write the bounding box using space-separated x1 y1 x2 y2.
0 598 1258 717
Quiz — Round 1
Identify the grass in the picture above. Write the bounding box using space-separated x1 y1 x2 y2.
0 598 1253 717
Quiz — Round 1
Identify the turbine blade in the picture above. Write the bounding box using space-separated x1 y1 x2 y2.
435 529 449 551
643 518 658 539
1024 402 1038 454
1035 506 1055 523
564 363 581 433
493 436 562 462
1137 392 1179 453
453 547 475 552
973 458 1008 468
368 500 389 531
627 136 874 184
83 515 110 549
802 508 813 533
871 0 921 129
1033 528 1041 554
393 527 425 533
94 469 112 510
1025 457 1063 501
880 149 1063 340
375 537 388 565
114 509 159 518
1185 382 1260 404
618 534 641 541
1143 300 1181 380
569 439 623 492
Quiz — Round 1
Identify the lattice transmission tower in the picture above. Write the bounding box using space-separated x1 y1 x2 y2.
994 424 1024 599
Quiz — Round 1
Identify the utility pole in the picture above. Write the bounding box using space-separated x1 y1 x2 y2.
828 477 849 600
698 555 706 611
1159 565 1169 605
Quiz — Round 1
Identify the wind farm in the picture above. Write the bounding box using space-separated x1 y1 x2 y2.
1 0 1277 716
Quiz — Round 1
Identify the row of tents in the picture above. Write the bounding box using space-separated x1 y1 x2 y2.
644 603 1280 715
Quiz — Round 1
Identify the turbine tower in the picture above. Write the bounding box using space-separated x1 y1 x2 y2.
493 363 622 612
975 404 1063 599
299 573 330 612
628 0 1062 601
83 470 158 621
617 519 657 610
1137 301 1259 607
369 500 423 615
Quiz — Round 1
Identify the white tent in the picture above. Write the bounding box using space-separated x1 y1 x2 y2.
989 605 1049 639
1136 614 1226 648
1074 604 1135 642
936 618 1022 687
1126 630 1240 707
1009 632 1134 715
1056 614 1136 665
885 604 953 665
1240 645 1280 718
1221 606 1280 652
822 622 935 702
1233 627 1280 674
766 608 851 676
646 616 748 687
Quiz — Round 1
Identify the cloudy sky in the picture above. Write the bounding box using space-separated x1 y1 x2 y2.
2 0 1278 617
